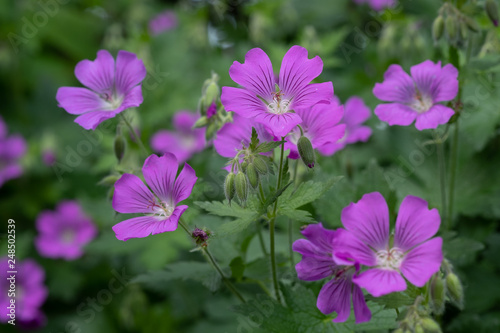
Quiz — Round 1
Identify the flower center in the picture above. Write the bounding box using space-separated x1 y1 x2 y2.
61 229 75 243
267 90 291 115
147 199 175 218
100 92 124 111
410 90 433 113
376 247 404 270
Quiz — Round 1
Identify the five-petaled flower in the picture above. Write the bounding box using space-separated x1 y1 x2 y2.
112 153 197 241
221 45 333 137
373 60 458 131
293 223 371 323
56 50 147 130
334 192 443 297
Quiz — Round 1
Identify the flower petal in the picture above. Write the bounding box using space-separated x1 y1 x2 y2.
352 284 372 323
317 277 352 322
74 108 123 130
294 254 335 281
150 205 187 235
374 103 417 127
120 85 144 109
394 195 441 251
414 104 454 131
56 87 104 115
373 64 415 103
400 237 443 287
115 50 147 95
142 153 179 203
112 216 160 241
228 48 275 101
345 126 372 144
74 50 114 94
343 97 371 128
112 173 155 214
253 111 302 137
332 229 377 267
291 82 333 110
410 61 458 103
300 222 336 253
221 86 267 118
341 192 390 250
353 268 407 297
173 163 197 204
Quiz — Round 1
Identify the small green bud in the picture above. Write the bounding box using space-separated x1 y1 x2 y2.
459 20 468 40
486 0 499 27
193 116 208 129
414 323 425 333
420 317 442 333
246 163 259 189
430 273 446 315
445 15 457 41
114 135 126 162
235 171 248 203
297 136 315 168
98 174 120 186
224 172 236 204
464 16 480 32
203 82 219 107
446 272 464 308
432 16 445 41
241 161 248 173
206 122 218 141
253 155 268 174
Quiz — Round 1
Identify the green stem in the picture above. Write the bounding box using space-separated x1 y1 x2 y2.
434 131 447 224
259 182 266 204
257 220 268 256
292 158 299 185
269 138 286 304
178 219 246 303
119 112 149 157
288 219 294 270
447 121 459 230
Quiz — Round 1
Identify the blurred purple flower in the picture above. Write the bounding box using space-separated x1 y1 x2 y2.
353 0 395 11
56 50 146 130
321 96 372 155
0 257 48 327
206 102 217 119
334 192 443 297
293 223 371 323
285 99 345 159
42 149 56 166
373 60 458 130
151 111 206 163
0 116 27 188
149 10 178 36
35 200 97 260
112 153 197 241
221 45 333 137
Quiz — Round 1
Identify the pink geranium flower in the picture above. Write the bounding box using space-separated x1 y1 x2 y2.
151 111 206 163
112 153 197 241
353 0 395 11
334 192 443 297
149 10 178 36
293 223 371 323
56 50 147 130
0 116 27 188
35 201 97 260
221 45 333 137
373 60 458 131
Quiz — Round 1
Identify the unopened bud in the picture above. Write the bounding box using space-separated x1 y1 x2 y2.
298 136 315 168
235 171 248 203
420 317 442 333
192 227 210 246
98 174 120 186
193 116 208 128
114 135 126 162
253 155 268 174
203 82 219 107
432 16 445 41
464 16 480 32
486 0 499 27
446 15 458 41
414 324 425 333
241 161 248 172
224 172 235 204
460 20 468 40
246 163 259 189
446 272 464 308
430 273 446 315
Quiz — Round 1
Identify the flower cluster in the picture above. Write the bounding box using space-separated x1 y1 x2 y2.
0 116 27 188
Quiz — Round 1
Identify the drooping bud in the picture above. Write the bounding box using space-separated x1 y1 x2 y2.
446 272 464 308
253 155 268 175
235 171 248 203
246 163 259 189
430 273 446 315
420 317 442 333
486 0 499 27
445 15 458 42
192 227 210 246
224 172 236 204
297 136 315 168
432 16 445 41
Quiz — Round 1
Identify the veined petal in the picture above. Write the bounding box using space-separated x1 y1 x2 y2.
214 114 254 158
150 205 187 235
415 104 454 131
317 277 352 322
400 237 443 287
74 108 123 130
332 229 377 267
142 154 178 203
373 64 415 103
291 82 333 110
56 87 105 115
253 112 302 137
120 85 144 110
374 103 417 127
228 48 275 101
221 86 267 118
300 223 336 253
341 192 390 250
352 284 372 323
294 255 335 281
173 163 197 204
432 64 459 102
115 50 147 95
112 216 160 241
74 50 114 94
394 195 441 251
344 97 371 128
353 268 406 297
112 173 155 214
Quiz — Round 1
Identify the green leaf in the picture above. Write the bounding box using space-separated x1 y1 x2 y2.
366 291 414 309
229 256 245 281
195 200 251 218
255 140 285 153
249 127 259 150
443 232 485 266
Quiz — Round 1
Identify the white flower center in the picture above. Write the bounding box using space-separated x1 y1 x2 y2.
267 90 291 115
410 91 433 113
147 199 175 219
61 229 75 243
376 247 404 270
100 92 124 111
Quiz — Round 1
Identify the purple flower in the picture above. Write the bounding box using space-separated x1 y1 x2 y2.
221 45 333 137
0 116 27 188
321 96 372 155
56 50 147 130
293 223 371 323
206 102 217 119
112 153 197 241
334 192 443 297
151 111 206 163
149 10 178 36
35 200 97 260
373 60 458 131
285 98 345 159
0 257 48 326
353 0 395 11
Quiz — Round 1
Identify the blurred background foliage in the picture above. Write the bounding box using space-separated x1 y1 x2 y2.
0 0 500 332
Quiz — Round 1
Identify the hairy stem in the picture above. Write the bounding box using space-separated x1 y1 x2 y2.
434 130 447 224
257 220 268 256
447 121 459 230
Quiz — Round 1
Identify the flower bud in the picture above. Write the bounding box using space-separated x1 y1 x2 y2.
297 136 315 168
203 82 219 108
446 272 464 308
420 317 442 333
430 273 446 315
224 172 236 204
253 155 268 175
98 174 120 186
460 20 468 40
235 171 248 203
414 324 425 333
246 163 259 189
464 16 480 32
241 161 248 173
446 15 458 42
206 122 218 141
114 135 126 162
193 116 208 129
486 0 499 27
192 227 210 246
432 16 445 41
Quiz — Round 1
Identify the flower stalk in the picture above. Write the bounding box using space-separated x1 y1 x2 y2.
119 112 149 157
